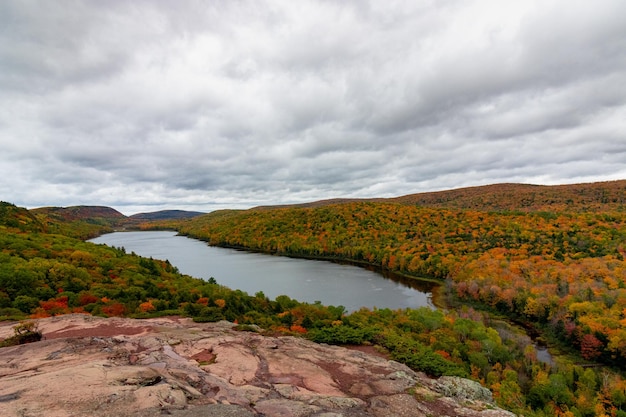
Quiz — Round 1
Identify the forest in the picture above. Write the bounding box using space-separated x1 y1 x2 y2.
2 180 626 416
168 184 626 371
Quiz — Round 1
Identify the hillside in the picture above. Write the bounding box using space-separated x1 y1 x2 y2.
255 180 626 213
31 205 127 223
27 205 125 239
390 180 626 212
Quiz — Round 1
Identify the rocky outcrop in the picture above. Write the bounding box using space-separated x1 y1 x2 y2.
0 315 516 417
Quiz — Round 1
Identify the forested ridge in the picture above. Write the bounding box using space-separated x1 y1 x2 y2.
2 180 626 416
388 180 626 212
255 180 626 213
171 181 626 372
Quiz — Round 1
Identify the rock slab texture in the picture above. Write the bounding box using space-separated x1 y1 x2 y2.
0 315 516 417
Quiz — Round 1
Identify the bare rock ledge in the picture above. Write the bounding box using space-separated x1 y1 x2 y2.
0 314 516 417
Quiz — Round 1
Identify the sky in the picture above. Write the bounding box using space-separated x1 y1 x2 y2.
1 1 625 215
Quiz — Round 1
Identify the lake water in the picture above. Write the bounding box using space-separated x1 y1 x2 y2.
89 231 438 312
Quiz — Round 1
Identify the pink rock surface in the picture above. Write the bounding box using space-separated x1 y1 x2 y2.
0 315 516 416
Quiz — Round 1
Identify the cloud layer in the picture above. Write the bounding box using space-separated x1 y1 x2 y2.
1 0 625 214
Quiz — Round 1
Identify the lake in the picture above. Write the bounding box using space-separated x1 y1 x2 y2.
89 231 438 312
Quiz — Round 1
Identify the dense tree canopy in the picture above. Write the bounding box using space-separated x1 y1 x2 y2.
168 201 626 370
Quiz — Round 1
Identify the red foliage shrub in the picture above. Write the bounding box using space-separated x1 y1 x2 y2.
289 325 308 334
102 303 126 317
39 296 70 315
435 349 451 360
78 293 99 306
31 308 51 319
139 301 155 312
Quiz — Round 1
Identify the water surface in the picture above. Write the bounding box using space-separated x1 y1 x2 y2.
90 231 437 312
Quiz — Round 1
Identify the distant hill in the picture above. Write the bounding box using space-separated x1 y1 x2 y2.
25 206 206 237
389 180 626 212
129 210 205 221
31 205 126 222
255 180 626 213
254 197 384 210
28 205 126 239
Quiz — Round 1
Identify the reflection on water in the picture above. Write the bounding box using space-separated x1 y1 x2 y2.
89 231 439 313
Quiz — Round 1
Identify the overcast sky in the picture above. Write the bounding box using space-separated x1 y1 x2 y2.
1 1 625 215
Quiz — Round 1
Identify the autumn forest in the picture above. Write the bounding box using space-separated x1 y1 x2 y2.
2 180 626 417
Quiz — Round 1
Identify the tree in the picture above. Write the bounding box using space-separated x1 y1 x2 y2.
580 334 604 360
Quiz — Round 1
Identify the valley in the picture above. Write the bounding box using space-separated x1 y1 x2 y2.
2 180 626 416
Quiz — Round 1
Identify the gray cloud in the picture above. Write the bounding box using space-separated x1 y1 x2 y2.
0 0 625 215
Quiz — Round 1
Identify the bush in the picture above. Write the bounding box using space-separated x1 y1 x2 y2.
193 307 225 322
392 347 466 377
13 295 40 313
381 332 467 378
0 321 42 347
307 325 376 344
0 307 26 321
